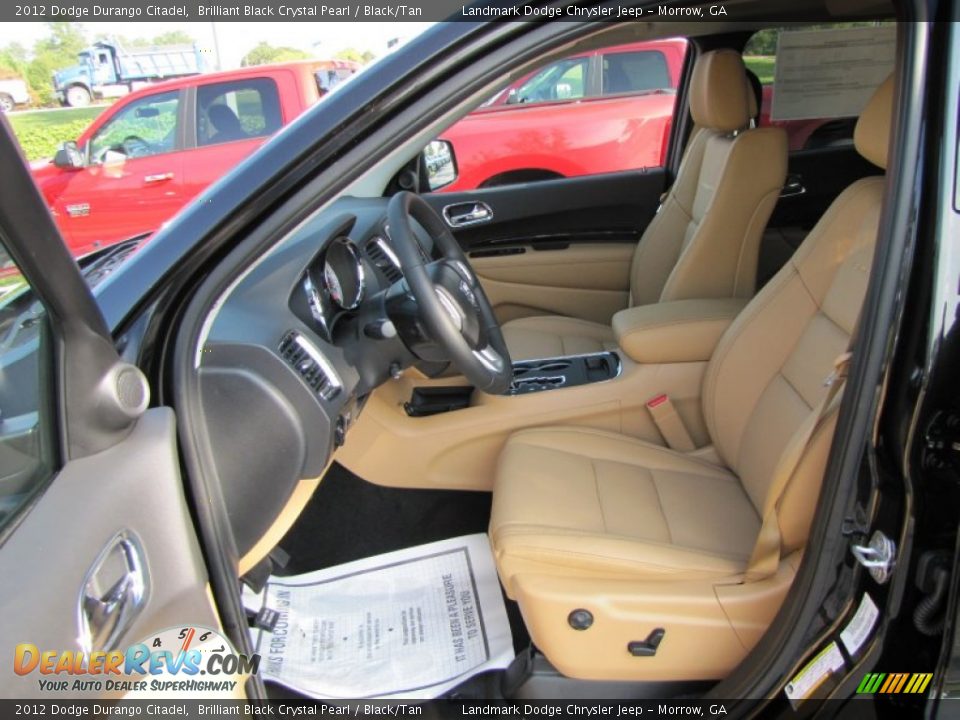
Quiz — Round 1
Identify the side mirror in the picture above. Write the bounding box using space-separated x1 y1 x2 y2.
53 141 84 170
505 88 521 105
423 140 457 191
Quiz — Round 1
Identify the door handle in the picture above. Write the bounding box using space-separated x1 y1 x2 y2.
78 531 150 654
443 202 493 228
780 174 806 198
144 172 174 184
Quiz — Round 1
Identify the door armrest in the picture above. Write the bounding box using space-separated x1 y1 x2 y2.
612 298 747 363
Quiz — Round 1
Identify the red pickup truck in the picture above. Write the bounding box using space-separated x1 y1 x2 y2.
30 59 358 257
437 39 688 191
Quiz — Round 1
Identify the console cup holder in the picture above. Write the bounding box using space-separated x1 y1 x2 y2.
508 352 620 396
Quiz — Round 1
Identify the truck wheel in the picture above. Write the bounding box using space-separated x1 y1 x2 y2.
0 94 14 113
65 85 91 108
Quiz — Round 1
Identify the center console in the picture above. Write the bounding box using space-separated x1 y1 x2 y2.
403 351 622 416
508 351 621 395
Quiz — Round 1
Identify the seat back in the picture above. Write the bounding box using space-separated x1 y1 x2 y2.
702 76 894 553
629 50 787 306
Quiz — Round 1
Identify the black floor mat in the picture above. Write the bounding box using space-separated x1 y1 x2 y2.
273 462 530 655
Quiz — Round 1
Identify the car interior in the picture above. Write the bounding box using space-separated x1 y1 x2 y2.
179 10 899 698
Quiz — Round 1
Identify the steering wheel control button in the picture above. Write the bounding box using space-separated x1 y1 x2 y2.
568 608 594 631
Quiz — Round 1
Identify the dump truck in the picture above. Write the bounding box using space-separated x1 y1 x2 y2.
52 40 206 107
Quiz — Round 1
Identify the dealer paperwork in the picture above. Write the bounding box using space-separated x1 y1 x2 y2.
243 535 513 699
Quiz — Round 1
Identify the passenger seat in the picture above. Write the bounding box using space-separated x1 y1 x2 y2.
502 50 787 360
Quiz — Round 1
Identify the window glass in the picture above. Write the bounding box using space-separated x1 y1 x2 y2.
602 51 671 95
88 90 179 163
0 249 56 531
197 78 282 147
511 57 588 104
434 39 687 192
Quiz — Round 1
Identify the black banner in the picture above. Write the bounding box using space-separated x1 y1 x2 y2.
0 698 943 719
0 0 887 23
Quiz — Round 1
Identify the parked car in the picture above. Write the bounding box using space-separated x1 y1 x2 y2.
0 7 957 716
0 76 29 113
53 39 206 107
30 59 359 257
437 39 687 191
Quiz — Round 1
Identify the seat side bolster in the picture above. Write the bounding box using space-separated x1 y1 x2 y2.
612 298 747 363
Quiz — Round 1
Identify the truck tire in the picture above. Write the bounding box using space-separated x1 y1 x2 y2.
0 94 14 113
65 85 91 108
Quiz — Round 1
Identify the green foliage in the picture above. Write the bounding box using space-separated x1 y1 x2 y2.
333 48 376 65
0 43 28 79
744 29 778 56
8 106 103 161
240 42 311 67
98 30 195 49
743 56 775 85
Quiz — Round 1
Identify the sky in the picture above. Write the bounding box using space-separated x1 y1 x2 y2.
15 22 436 68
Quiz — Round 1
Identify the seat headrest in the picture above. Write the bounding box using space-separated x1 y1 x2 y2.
854 74 894 170
689 50 753 132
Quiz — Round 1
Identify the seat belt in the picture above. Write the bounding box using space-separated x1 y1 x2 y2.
743 344 855 583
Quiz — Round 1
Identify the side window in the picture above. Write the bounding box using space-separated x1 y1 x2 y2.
601 51 671 96
510 57 589 105
434 39 688 192
0 251 56 531
88 91 180 163
197 78 282 147
743 25 895 151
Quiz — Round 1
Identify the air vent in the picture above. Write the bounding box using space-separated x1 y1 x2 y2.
278 331 342 401
365 236 403 283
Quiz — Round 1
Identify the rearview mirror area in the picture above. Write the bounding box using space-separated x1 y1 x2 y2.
53 141 84 170
423 140 457 191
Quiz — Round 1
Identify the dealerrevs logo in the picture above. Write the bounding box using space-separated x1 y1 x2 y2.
13 626 260 695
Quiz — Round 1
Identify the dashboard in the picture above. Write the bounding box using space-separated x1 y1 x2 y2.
197 197 434 557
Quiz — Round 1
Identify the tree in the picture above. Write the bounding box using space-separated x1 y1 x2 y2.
26 23 87 105
0 43 28 79
96 30 195 49
334 48 376 65
241 42 310 67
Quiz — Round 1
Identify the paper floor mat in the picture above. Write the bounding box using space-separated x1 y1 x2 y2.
243 533 514 699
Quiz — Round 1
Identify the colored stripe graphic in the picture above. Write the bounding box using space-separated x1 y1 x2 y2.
857 672 932 694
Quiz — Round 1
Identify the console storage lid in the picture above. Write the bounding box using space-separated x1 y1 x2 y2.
612 298 747 364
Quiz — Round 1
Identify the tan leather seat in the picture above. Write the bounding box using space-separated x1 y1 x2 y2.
489 76 893 680
501 50 788 360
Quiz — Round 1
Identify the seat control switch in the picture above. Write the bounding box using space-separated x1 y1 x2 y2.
568 609 594 631
628 628 665 657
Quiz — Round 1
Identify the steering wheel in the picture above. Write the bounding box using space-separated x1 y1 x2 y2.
387 191 512 394
121 135 152 158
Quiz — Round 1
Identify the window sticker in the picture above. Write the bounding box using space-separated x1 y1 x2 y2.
772 26 896 121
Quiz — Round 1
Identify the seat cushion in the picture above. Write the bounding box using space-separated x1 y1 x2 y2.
490 426 761 596
501 316 617 361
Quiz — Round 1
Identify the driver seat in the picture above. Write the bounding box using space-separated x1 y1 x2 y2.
501 50 787 360
488 75 893 681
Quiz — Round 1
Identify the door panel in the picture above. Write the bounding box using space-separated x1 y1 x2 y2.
1 410 219 698
423 170 665 322
52 152 185 257
425 169 665 249
769 145 882 230
470 243 634 324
